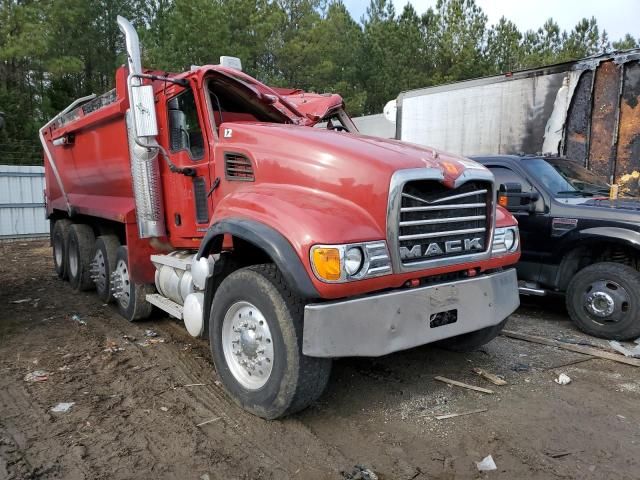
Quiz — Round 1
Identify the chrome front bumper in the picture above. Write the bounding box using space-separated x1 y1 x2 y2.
302 268 519 357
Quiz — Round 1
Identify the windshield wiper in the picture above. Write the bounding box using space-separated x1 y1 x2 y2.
556 190 594 197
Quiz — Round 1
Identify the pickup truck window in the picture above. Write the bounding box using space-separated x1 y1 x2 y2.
168 90 205 160
522 158 609 197
491 166 534 192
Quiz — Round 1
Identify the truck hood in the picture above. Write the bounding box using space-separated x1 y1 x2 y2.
555 197 640 226
219 122 489 186
216 122 492 236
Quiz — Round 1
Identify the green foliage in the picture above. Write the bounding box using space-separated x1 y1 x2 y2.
0 0 638 164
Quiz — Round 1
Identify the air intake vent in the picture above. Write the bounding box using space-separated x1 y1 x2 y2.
224 152 254 181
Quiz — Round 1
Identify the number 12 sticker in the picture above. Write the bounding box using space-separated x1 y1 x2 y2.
224 128 233 138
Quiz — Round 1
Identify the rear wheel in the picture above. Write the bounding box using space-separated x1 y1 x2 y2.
436 319 508 352
91 235 120 302
52 219 72 279
566 262 640 340
66 224 96 291
112 246 153 322
209 264 331 419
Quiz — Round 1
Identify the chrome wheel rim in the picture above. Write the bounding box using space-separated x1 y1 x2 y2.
113 259 131 309
222 301 274 390
92 250 107 293
583 280 629 324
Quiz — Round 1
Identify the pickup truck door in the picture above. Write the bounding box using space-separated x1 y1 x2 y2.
488 164 551 283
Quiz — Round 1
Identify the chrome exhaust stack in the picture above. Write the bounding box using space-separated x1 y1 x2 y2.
117 15 166 238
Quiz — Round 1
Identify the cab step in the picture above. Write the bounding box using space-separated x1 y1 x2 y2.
146 293 183 319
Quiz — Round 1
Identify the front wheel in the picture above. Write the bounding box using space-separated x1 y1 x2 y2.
209 264 331 419
566 262 640 340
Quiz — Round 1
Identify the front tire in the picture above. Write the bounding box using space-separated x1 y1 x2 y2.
209 264 331 419
436 319 508 352
66 224 96 291
566 262 640 340
112 246 153 322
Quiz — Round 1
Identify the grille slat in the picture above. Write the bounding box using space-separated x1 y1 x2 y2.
399 180 491 264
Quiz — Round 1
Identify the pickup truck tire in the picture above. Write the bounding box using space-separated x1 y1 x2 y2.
92 235 120 302
566 262 640 340
436 319 508 352
209 264 331 419
67 224 96 291
52 219 72 280
113 246 153 321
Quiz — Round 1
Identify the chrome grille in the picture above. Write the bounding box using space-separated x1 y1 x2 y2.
399 181 491 264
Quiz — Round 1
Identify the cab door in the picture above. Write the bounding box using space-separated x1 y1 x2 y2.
161 85 213 243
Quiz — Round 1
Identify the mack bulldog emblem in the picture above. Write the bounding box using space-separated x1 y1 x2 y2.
400 237 484 260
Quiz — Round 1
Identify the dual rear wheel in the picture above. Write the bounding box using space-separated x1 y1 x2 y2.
51 219 152 322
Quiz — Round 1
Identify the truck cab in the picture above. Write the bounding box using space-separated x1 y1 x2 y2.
474 154 640 341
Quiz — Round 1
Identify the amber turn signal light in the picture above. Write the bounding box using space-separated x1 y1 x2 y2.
311 247 341 281
498 194 508 208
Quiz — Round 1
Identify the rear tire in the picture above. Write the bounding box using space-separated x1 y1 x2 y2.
92 235 120 303
66 224 96 291
209 264 331 419
52 219 72 279
113 246 153 322
436 319 508 352
566 262 640 340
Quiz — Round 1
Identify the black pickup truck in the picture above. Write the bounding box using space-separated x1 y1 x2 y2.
473 155 640 340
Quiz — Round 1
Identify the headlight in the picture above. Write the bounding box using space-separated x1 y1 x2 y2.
344 247 364 275
310 241 391 282
492 226 519 254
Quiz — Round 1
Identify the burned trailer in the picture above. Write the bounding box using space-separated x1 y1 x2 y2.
390 50 640 182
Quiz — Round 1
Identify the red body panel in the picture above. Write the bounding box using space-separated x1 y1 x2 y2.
43 64 520 295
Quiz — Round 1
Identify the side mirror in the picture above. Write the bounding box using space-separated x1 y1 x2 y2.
168 109 189 151
498 182 540 213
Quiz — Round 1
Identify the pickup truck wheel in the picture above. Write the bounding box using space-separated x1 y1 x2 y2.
210 264 331 419
91 235 120 302
112 246 153 322
566 262 640 340
436 319 508 352
52 219 72 280
66 224 96 291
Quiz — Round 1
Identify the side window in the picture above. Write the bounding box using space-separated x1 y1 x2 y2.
167 90 205 160
490 166 534 192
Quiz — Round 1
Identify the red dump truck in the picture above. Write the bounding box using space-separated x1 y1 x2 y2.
40 17 521 419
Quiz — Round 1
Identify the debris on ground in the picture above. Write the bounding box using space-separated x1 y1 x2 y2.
103 341 124 353
122 334 136 342
609 341 640 358
196 417 222 427
476 455 497 471
555 336 598 347
545 449 579 458
512 362 530 372
435 408 488 420
137 338 165 347
70 314 86 325
341 465 379 480
502 330 640 367
160 406 169 412
51 402 75 413
24 370 49 382
472 367 507 385
554 373 572 385
144 329 158 337
10 298 32 304
434 376 494 394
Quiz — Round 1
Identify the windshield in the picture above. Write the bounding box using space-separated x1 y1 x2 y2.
522 158 611 197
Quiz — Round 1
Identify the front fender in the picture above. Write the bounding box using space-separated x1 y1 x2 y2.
200 184 385 298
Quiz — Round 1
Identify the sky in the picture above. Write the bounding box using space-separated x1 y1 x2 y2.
343 0 639 41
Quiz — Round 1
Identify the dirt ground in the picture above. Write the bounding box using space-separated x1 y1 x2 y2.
0 240 639 480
